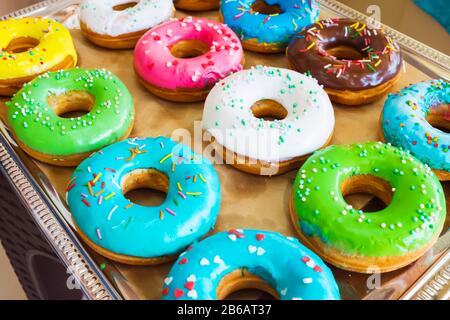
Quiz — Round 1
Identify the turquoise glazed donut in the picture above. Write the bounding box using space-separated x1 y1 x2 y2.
382 80 449 180
162 229 340 300
66 137 221 265
220 0 319 53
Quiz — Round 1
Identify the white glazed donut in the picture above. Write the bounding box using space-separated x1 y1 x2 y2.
202 66 335 175
79 0 174 48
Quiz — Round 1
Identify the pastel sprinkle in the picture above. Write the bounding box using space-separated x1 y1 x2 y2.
107 205 119 220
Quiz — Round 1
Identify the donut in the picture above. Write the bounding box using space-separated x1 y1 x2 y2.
220 0 319 53
174 0 219 11
287 18 403 105
66 137 221 265
162 229 340 300
0 17 77 96
202 66 335 176
382 80 450 181
79 0 174 49
6 68 134 166
290 142 446 273
134 17 244 102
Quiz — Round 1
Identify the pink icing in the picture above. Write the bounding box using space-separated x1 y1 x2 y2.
134 17 244 90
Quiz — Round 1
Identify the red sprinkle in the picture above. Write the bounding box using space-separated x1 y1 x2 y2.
82 198 91 207
66 183 76 192
178 258 188 265
174 288 184 299
162 287 169 296
256 234 265 241
184 281 195 291
228 229 245 238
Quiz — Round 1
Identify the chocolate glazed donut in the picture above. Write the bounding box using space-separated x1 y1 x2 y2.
287 18 403 105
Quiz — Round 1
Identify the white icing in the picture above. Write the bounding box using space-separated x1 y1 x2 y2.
79 0 173 37
202 66 335 162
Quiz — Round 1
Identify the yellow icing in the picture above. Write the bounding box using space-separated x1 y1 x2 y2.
0 17 77 80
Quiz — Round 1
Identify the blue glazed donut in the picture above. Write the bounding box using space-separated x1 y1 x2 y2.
382 80 449 180
162 229 340 300
66 136 221 265
220 0 319 53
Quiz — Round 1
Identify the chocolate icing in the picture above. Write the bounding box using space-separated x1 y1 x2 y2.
287 18 403 91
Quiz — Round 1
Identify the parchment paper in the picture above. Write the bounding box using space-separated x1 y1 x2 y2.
0 9 448 300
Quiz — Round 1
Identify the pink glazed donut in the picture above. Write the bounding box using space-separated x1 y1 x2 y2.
134 16 244 102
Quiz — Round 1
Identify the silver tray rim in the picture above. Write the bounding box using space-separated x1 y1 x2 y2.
0 0 448 300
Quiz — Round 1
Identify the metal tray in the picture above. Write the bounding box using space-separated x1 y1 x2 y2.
0 0 449 300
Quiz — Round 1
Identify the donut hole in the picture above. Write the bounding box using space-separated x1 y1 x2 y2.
251 0 283 15
426 104 450 133
170 40 209 59
6 37 40 54
121 169 168 207
217 270 278 300
47 91 95 119
325 44 365 61
112 2 137 11
341 175 393 212
251 100 288 121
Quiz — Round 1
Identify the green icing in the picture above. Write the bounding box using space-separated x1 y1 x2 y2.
293 142 446 257
6 68 134 156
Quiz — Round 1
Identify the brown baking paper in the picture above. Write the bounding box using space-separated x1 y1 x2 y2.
0 10 449 300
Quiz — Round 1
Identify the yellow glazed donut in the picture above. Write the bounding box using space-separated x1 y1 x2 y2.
0 17 77 96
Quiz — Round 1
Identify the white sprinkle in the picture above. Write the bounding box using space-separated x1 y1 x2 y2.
107 205 119 221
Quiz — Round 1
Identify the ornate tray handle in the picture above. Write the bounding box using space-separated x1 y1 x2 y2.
0 140 118 300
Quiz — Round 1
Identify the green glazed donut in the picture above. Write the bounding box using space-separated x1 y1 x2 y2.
290 142 446 273
6 68 134 166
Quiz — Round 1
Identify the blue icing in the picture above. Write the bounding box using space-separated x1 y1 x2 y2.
382 80 450 172
220 0 319 46
162 229 340 300
67 137 221 258
300 220 328 243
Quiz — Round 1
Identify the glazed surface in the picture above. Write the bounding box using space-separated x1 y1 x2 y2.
202 66 334 162
0 17 77 80
67 137 221 258
287 18 402 91
79 0 174 37
162 229 340 300
220 0 319 47
134 16 243 90
7 68 134 156
293 142 446 257
382 80 449 172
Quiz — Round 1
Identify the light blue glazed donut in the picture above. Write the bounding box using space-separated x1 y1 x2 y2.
162 229 340 300
66 136 221 260
382 80 449 173
220 0 319 50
